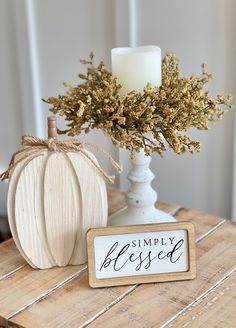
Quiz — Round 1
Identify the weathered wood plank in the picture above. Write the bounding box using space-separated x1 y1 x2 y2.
80 222 236 328
0 239 25 280
9 271 135 328
0 264 86 325
8 208 226 328
168 269 236 328
174 208 225 242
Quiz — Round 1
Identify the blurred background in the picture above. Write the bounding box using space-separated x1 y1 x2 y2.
1 0 236 240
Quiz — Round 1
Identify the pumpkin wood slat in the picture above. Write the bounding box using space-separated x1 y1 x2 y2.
68 151 108 265
43 153 80 267
7 154 40 268
7 206 225 328
15 155 55 269
167 270 236 327
82 222 236 328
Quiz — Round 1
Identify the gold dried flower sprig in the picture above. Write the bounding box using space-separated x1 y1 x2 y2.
44 52 233 156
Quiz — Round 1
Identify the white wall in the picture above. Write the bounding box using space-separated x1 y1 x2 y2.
0 0 119 215
33 0 119 177
0 0 236 219
0 0 23 215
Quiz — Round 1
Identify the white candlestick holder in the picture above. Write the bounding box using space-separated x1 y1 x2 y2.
108 150 176 226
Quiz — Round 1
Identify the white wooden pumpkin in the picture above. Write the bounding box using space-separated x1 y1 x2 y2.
7 117 108 269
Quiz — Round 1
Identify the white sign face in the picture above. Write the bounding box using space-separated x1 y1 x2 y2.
94 230 188 279
87 222 196 288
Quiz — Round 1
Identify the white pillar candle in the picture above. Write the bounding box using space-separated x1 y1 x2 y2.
111 45 161 95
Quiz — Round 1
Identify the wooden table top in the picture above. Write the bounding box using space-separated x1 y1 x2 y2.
0 188 236 328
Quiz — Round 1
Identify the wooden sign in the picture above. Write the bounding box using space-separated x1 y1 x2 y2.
87 222 196 288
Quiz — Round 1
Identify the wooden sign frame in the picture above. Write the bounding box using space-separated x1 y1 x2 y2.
87 222 196 288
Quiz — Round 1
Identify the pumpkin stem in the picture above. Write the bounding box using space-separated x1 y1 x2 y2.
48 116 57 139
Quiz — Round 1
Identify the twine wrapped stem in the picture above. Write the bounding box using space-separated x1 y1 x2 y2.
1 116 121 182
1 136 121 183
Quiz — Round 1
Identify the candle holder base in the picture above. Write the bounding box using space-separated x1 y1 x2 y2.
108 206 175 227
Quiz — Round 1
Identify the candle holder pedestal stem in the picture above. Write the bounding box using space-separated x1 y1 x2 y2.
108 150 176 226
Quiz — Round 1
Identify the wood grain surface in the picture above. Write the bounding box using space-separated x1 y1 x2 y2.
0 188 234 328
0 239 26 279
169 269 236 327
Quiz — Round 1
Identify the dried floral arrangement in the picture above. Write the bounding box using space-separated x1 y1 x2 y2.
44 53 233 156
